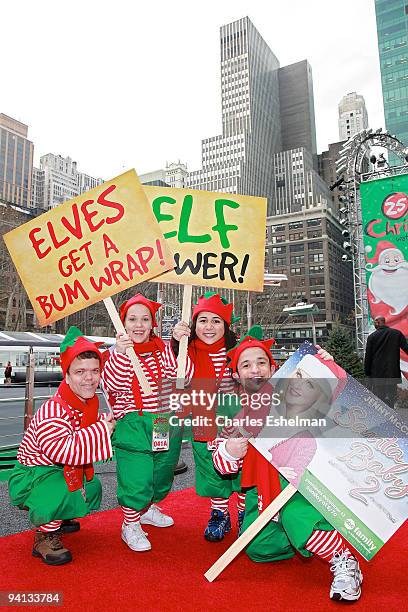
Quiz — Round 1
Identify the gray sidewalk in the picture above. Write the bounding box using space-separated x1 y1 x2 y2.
0 444 195 537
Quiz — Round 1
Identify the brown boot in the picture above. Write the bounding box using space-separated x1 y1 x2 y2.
57 519 80 534
32 531 72 565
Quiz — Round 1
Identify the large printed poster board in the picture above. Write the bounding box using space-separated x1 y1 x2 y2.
3 170 174 325
143 185 267 291
251 342 408 560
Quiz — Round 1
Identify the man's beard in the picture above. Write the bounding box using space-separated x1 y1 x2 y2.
369 263 408 315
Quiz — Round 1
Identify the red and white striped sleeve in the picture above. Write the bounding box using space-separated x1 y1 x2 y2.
212 439 243 475
101 348 133 391
162 343 194 383
35 401 113 465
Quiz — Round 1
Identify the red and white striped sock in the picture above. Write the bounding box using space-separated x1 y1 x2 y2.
236 492 246 513
37 520 62 533
121 505 141 525
210 497 229 514
305 529 351 561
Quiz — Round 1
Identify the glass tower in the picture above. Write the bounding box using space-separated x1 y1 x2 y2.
375 0 408 153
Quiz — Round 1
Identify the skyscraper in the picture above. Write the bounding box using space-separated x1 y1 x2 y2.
338 92 369 140
375 0 408 150
187 17 329 215
0 114 34 208
278 60 318 166
188 17 281 206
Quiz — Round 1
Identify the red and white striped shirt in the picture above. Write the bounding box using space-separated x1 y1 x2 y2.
101 344 193 419
17 397 113 467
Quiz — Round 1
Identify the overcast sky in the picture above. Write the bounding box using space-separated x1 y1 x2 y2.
2 0 383 180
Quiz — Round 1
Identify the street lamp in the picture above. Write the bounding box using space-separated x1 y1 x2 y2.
282 302 319 345
247 273 288 329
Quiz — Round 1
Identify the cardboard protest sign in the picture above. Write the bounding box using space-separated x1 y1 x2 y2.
251 342 408 560
360 175 408 378
3 170 174 326
143 185 267 291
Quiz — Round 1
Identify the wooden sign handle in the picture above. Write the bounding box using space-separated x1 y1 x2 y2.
176 285 193 390
103 297 152 396
204 483 297 582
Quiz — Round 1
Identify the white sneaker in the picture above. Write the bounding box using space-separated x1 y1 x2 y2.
140 504 174 527
330 552 363 601
121 521 151 551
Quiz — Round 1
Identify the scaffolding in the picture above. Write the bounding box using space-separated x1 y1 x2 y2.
334 130 408 355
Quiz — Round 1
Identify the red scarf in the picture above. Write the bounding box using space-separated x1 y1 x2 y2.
132 336 164 354
187 337 227 441
239 382 281 512
55 379 99 492
241 444 281 513
130 335 165 415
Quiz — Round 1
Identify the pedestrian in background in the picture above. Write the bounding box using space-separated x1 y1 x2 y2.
4 361 12 384
364 316 408 407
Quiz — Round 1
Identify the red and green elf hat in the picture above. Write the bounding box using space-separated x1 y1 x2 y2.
119 293 162 327
60 326 103 375
227 325 276 372
192 291 239 325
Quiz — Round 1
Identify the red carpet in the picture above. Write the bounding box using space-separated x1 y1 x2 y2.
1 488 407 611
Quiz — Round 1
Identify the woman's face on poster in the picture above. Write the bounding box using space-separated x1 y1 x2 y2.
285 367 325 413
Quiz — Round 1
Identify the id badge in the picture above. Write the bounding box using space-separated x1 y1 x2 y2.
152 415 170 452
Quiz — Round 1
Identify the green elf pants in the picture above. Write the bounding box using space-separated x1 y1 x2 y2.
192 440 242 497
113 411 182 511
8 463 101 527
243 477 334 562
192 393 242 498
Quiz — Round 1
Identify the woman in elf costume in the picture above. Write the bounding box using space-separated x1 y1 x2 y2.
101 293 190 552
8 327 115 566
212 327 363 602
172 292 245 542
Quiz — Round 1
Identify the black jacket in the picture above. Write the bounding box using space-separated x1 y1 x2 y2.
364 326 408 379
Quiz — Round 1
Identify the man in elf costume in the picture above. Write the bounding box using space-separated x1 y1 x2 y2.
9 327 115 565
212 327 364 602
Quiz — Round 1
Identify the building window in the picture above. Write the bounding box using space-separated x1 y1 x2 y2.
273 257 286 267
272 246 286 254
309 253 324 263
271 224 285 233
289 244 304 252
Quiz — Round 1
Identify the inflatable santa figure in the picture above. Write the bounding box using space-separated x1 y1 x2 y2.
366 240 408 379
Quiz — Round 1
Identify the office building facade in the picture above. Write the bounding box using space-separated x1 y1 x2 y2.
338 92 369 140
263 207 355 349
139 161 188 188
33 153 103 210
0 114 34 208
375 0 408 150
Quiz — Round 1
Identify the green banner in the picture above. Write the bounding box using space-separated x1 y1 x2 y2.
298 470 384 560
360 175 408 348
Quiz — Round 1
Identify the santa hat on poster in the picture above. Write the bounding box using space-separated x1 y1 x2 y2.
365 241 404 269
295 353 347 402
